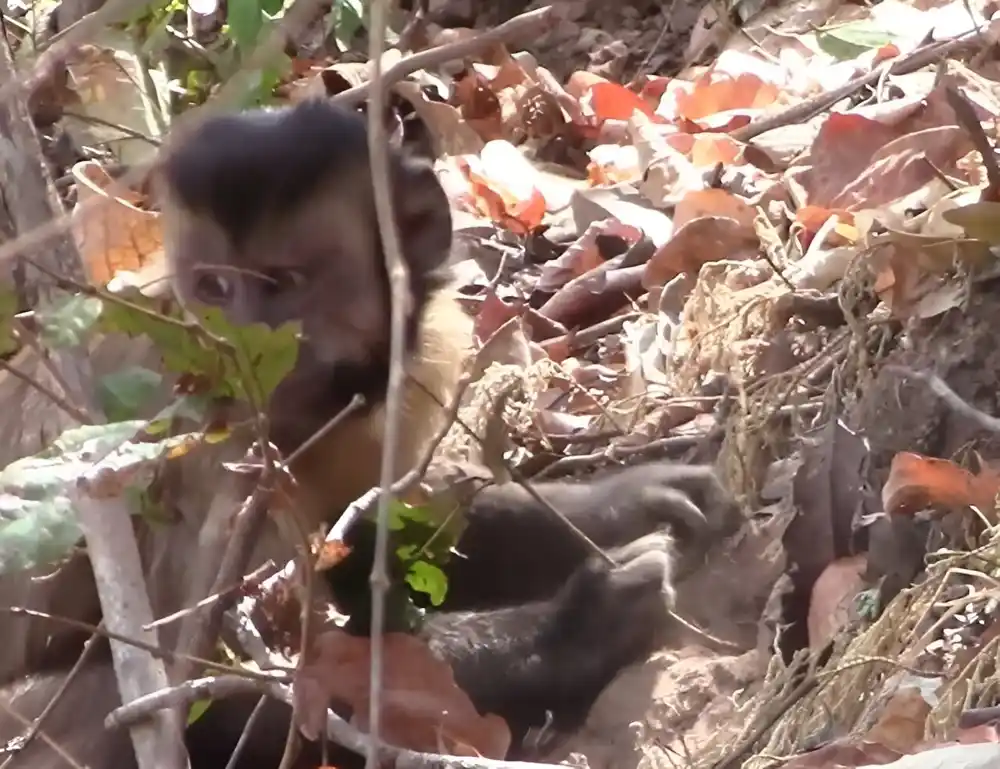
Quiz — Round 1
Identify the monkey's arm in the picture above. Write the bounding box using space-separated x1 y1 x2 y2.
424 533 676 754
439 462 737 610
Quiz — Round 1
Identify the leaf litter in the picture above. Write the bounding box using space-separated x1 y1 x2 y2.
27 0 1000 765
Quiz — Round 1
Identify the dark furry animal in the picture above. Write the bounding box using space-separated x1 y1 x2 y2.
0 100 740 769
0 533 678 769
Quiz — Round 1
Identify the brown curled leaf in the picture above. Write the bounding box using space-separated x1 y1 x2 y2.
882 452 1000 519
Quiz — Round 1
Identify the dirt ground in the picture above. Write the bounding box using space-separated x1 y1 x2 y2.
448 0 1000 761
430 0 716 81
526 283 1000 766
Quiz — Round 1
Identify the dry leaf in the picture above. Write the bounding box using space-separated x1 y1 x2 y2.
294 630 511 758
882 452 1000 518
865 687 932 753
808 554 867 650
70 161 163 287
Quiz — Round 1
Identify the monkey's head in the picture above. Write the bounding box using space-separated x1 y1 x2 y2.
155 100 455 446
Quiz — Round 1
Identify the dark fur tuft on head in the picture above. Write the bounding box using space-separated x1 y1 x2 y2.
160 100 371 245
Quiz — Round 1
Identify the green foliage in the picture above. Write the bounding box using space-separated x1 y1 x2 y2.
0 288 20 357
196 306 300 404
35 295 104 349
0 284 304 576
327 0 364 52
97 366 164 422
187 699 212 725
404 561 448 607
226 0 266 50
241 62 291 108
388 499 458 607
855 587 881 621
98 291 301 405
0 422 202 575
815 20 900 61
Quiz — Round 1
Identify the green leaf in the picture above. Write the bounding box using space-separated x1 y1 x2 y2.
855 587 881 620
97 366 164 423
35 295 104 349
329 0 364 51
0 495 81 575
145 394 212 435
100 300 227 392
241 59 288 108
197 306 300 403
99 292 300 404
226 0 264 49
258 0 282 15
187 699 212 725
0 421 206 575
815 21 899 61
395 543 418 560
943 201 1000 244
0 288 19 357
405 561 448 607
388 499 437 528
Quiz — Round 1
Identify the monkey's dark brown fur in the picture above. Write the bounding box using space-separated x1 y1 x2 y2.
0 101 740 769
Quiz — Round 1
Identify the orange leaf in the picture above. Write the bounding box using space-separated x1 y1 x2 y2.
453 69 504 142
565 70 609 99
637 75 670 105
689 133 742 166
585 81 659 123
808 555 867 650
463 168 545 233
295 630 511 758
674 72 779 121
457 143 547 234
71 161 162 286
864 687 932 753
882 452 1000 518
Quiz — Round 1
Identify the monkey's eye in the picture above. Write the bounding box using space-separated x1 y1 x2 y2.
193 273 233 305
260 268 307 296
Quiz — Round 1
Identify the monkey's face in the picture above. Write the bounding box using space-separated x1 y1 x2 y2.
161 181 390 370
156 101 455 376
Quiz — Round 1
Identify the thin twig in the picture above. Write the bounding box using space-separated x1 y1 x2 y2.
0 698 85 769
107 675 269 729
224 696 269 769
887 365 1000 433
284 393 366 466
731 28 984 142
0 356 91 424
0 607 289 682
12 318 94 421
368 0 408 761
174 477 274 683
332 6 555 108
144 561 275 631
0 626 104 769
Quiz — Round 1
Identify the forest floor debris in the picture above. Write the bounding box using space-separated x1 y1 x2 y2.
8 0 1000 765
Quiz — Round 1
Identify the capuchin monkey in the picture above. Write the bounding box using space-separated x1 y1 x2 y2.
0 100 741 769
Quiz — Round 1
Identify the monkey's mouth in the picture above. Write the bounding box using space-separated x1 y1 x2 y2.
266 356 382 456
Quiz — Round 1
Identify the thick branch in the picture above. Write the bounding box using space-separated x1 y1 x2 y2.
73 480 187 769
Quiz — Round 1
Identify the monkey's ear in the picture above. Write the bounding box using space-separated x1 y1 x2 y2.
392 155 452 273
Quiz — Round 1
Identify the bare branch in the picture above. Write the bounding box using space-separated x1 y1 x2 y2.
332 6 556 108
70 486 187 769
887 365 1000 434
366 2 408 763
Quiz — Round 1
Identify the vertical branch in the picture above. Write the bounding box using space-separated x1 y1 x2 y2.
72 491 188 769
0 25 97 417
365 0 410 765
